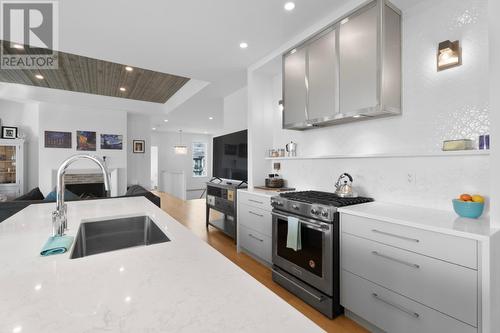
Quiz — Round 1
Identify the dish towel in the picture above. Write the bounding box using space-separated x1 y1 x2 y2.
40 235 74 256
286 216 302 251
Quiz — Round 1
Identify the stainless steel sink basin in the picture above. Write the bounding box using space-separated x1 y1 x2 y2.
70 215 170 259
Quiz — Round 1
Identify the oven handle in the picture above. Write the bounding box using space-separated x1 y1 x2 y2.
271 212 330 231
273 269 324 302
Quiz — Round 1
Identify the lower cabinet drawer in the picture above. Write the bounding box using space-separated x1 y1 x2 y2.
342 233 477 326
341 213 477 269
341 270 477 333
239 225 272 263
238 203 272 237
238 191 271 210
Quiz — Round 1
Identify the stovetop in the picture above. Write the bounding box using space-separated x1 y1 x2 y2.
278 190 373 207
271 191 373 223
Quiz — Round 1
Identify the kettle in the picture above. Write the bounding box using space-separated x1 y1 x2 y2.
335 173 357 197
285 141 297 157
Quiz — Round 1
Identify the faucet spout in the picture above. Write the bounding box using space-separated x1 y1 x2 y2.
53 154 111 236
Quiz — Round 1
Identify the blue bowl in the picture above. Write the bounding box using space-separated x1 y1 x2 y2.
452 199 484 219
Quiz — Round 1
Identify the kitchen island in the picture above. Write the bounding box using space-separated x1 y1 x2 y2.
0 197 322 332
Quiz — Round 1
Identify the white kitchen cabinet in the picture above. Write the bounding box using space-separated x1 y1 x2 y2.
237 189 274 264
342 232 477 326
0 139 25 199
340 210 481 332
342 270 476 333
342 213 478 269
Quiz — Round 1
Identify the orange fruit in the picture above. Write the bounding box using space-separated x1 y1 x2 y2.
459 194 472 201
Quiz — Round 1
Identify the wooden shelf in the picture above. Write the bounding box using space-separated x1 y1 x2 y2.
265 150 490 161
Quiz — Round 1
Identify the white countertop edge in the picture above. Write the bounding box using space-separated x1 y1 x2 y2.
338 202 499 241
237 187 281 198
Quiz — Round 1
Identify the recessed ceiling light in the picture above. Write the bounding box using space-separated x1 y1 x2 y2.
12 44 24 49
164 119 169 122
125 66 133 72
35 74 44 80
284 2 295 11
239 42 248 49
152 127 156 130
209 116 214 120
119 87 126 92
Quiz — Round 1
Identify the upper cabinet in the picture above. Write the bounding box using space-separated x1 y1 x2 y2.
282 0 401 130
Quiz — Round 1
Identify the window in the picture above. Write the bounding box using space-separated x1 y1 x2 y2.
192 142 207 177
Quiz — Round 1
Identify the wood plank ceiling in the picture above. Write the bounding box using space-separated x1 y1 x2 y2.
0 41 190 104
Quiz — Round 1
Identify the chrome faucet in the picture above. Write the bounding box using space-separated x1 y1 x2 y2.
52 154 111 236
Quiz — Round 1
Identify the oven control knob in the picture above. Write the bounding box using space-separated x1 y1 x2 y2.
321 211 329 217
310 208 318 215
292 204 299 210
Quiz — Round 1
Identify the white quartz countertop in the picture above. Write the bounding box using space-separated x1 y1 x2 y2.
338 201 499 241
0 197 322 333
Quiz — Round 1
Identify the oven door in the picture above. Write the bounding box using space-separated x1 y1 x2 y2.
272 210 333 295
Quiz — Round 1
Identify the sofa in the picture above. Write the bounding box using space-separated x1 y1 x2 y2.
0 185 161 223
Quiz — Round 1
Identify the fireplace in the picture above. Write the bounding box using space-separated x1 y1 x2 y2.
51 168 119 198
64 173 105 199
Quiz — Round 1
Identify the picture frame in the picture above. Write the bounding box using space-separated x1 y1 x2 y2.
45 131 72 148
76 131 96 151
100 134 123 150
1 126 17 139
133 140 145 153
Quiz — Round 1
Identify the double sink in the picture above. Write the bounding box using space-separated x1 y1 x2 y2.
70 215 170 259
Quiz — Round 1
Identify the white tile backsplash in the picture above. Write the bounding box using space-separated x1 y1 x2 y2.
263 0 490 212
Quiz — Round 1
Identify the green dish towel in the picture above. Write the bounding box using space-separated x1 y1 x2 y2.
286 216 302 251
40 235 74 256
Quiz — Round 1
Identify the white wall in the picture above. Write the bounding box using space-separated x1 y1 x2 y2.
488 1 500 331
248 0 490 212
489 0 500 226
151 131 212 199
37 103 128 196
0 99 39 191
127 114 151 189
218 87 248 136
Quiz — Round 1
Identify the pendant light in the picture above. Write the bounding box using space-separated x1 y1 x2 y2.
174 129 188 155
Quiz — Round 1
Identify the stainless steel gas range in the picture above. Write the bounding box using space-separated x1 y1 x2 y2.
271 191 373 318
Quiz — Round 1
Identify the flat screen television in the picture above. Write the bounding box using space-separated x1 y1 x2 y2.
212 130 248 182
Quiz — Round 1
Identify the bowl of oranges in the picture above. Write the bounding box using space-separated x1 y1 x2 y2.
452 194 485 219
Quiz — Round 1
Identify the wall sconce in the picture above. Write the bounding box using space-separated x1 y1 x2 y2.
437 40 462 71
278 100 284 111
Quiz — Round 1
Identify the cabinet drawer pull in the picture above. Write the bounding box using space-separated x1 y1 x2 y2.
248 233 264 242
248 199 264 204
372 229 420 243
248 211 264 218
372 293 420 318
371 251 420 269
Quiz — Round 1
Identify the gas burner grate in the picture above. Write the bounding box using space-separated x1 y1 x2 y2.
279 191 373 207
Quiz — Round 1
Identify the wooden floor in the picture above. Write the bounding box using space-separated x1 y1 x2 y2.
156 192 368 333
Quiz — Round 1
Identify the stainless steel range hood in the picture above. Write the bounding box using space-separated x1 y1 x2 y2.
282 0 402 130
